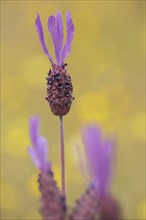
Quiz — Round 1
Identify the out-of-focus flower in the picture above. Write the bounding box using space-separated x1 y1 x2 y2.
28 116 66 220
81 123 122 220
35 11 75 116
82 123 113 196
70 123 122 220
28 116 50 171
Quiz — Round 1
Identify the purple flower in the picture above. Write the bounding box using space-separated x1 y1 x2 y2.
82 123 114 196
35 11 74 66
28 116 50 171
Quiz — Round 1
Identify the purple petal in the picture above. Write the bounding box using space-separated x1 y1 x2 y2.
48 16 60 65
99 140 113 188
82 124 103 176
28 137 50 171
28 116 50 171
61 11 74 64
82 124 114 194
95 145 111 194
37 136 49 171
56 11 63 65
28 147 41 169
29 116 40 146
35 14 53 64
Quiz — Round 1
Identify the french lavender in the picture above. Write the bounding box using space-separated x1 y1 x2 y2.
27 11 122 220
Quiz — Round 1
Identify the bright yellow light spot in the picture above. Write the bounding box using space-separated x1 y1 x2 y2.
5 128 28 157
26 174 40 197
1 183 19 210
137 200 146 220
3 118 29 157
78 92 110 123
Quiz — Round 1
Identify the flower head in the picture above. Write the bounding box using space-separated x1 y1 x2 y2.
35 11 75 116
82 123 114 196
35 11 74 66
28 116 50 171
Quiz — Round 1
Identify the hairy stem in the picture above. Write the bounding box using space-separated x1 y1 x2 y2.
59 116 66 197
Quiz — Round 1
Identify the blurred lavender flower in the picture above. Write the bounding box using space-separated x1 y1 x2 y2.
28 116 66 220
28 116 50 172
35 11 75 116
82 123 113 196
82 124 122 220
70 123 122 220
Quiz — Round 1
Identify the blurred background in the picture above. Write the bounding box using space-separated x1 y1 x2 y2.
1 1 145 219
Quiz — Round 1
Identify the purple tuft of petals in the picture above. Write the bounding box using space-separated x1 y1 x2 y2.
61 11 75 64
35 14 53 64
82 124 114 195
28 116 50 171
35 11 74 66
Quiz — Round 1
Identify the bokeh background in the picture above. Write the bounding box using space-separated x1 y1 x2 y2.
1 1 145 219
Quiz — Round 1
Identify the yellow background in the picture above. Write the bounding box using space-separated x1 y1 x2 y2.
1 1 145 219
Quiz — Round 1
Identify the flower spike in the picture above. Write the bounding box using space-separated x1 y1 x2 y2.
70 123 122 220
28 117 66 219
35 11 75 116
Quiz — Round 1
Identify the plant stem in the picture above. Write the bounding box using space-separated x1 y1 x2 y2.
59 116 66 197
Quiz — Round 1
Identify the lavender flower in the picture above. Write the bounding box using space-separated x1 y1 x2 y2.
81 123 122 220
35 11 75 116
82 124 113 196
28 116 66 220
28 116 50 172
